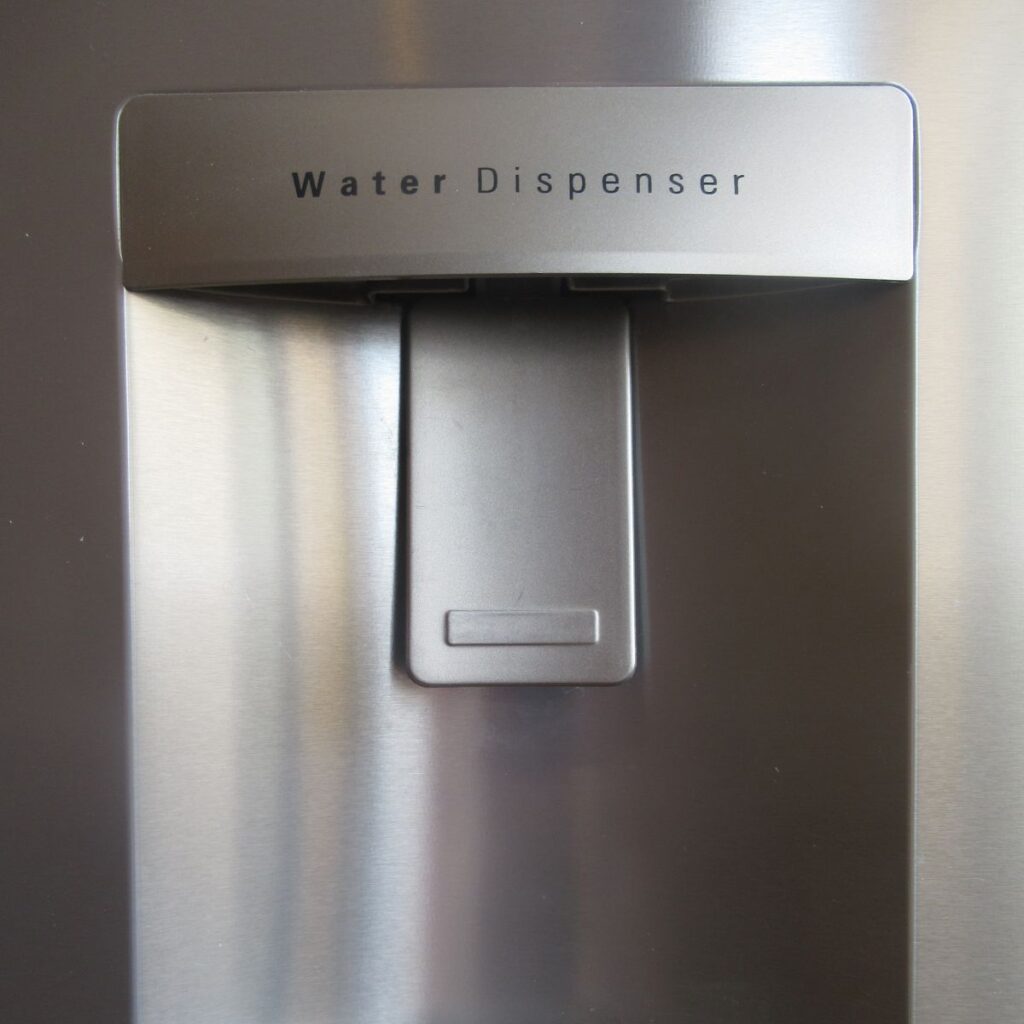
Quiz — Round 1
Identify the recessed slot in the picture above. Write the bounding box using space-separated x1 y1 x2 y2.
446 609 599 646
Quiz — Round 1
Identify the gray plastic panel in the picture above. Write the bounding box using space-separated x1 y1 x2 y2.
118 86 915 288
406 296 636 684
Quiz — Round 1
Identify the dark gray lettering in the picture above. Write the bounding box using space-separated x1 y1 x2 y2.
477 167 498 193
292 170 325 198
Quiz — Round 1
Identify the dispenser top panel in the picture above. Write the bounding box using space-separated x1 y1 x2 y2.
118 86 916 289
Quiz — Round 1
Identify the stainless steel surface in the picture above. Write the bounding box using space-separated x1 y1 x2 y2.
5 3 1024 1024
126 279 912 1022
118 86 915 287
407 296 635 685
125 291 408 1023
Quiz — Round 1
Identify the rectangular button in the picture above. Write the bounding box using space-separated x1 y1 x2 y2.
446 610 598 647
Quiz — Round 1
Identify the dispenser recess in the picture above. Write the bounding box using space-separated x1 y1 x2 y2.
121 85 915 1023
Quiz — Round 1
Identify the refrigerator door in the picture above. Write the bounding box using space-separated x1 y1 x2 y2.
3 5 1022 1024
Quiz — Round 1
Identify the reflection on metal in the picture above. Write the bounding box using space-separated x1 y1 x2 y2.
699 0 872 79
126 292 431 1022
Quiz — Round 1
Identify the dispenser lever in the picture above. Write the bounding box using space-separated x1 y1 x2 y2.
406 295 636 685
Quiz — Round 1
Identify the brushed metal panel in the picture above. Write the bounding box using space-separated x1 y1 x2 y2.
4 2 1023 1024
117 86 915 287
126 281 911 1023
125 292 416 1024
407 296 635 685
